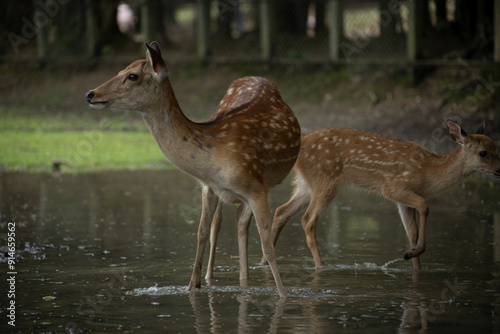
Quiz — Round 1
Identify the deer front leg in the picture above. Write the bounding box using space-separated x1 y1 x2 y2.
205 200 223 280
236 203 253 281
397 203 421 269
404 202 428 260
188 186 219 291
384 187 428 261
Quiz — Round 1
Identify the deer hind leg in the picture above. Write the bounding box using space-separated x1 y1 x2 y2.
205 200 223 280
249 194 287 298
397 203 421 269
236 202 253 281
384 188 428 261
260 187 311 265
188 186 219 291
301 192 337 268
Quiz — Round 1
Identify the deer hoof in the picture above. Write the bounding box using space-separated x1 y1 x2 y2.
404 248 417 260
404 247 425 259
187 280 201 291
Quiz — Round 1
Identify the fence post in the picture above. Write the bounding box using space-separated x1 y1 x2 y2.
407 0 422 61
85 0 98 58
196 0 210 61
141 0 153 44
34 0 49 61
260 0 271 61
327 0 341 62
495 0 500 61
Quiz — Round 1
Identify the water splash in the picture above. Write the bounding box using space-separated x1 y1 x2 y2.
381 258 404 270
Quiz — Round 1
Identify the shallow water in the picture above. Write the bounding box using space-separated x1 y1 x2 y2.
1 170 500 333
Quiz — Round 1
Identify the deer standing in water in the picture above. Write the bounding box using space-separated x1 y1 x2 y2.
86 42 301 298
261 120 500 269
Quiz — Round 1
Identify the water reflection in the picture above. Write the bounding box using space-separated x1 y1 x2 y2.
1 171 500 332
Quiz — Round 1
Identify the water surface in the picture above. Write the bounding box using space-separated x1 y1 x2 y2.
1 170 500 333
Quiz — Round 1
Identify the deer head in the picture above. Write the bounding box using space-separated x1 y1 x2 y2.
86 42 171 112
447 119 500 177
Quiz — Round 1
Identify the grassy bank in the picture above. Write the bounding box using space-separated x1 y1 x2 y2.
1 107 169 173
1 131 170 173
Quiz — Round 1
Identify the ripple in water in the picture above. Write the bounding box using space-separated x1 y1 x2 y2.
127 284 337 299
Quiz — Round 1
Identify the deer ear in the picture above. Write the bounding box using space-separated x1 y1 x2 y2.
146 41 168 81
476 121 485 134
148 41 162 55
447 119 468 146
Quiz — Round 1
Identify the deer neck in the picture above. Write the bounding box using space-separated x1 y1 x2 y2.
428 146 471 194
140 78 212 178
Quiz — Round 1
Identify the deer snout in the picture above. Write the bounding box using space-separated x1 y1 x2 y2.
86 90 95 104
86 90 108 109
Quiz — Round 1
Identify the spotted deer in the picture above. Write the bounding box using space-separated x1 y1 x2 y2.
261 120 500 269
86 42 301 298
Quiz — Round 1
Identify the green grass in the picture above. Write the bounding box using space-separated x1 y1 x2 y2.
1 131 171 173
0 107 148 133
0 106 172 173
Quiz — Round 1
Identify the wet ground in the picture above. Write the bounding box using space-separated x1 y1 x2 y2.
1 170 500 333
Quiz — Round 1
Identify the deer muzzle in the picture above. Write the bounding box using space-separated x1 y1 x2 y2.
86 90 108 109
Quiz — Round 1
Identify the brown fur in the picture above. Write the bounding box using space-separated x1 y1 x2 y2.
262 122 500 269
87 42 300 298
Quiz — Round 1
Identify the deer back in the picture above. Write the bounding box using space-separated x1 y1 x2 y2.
295 126 500 200
199 77 301 188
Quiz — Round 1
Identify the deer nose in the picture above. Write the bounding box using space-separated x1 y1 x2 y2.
86 90 95 103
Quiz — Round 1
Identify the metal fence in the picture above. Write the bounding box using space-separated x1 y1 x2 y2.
161 0 495 64
163 0 411 64
3 0 495 64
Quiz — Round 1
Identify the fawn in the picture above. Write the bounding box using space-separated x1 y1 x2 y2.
261 120 500 269
86 42 301 298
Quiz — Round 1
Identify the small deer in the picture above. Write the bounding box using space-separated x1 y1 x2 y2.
262 120 500 269
86 42 301 298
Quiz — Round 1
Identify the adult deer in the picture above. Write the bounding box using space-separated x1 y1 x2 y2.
262 120 500 269
86 42 301 298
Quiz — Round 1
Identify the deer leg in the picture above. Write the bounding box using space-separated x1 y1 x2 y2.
397 203 421 269
188 186 219 291
236 202 253 280
249 195 287 299
405 201 428 260
205 200 223 280
301 194 335 268
260 190 310 265
384 188 428 261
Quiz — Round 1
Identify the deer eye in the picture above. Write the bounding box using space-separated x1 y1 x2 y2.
128 73 139 81
479 151 488 158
